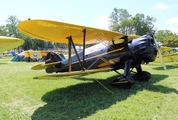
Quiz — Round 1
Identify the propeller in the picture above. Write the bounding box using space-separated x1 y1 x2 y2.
152 30 167 70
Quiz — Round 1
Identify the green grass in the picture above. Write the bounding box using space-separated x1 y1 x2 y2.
0 56 178 120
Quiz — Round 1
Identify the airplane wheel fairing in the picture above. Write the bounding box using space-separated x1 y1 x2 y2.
110 75 134 89
110 81 133 89
132 71 151 81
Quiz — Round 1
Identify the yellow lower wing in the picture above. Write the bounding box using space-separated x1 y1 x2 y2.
36 67 113 79
31 62 60 70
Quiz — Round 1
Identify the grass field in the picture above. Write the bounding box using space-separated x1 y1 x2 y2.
0 56 178 120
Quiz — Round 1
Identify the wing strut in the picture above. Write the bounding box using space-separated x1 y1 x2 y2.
67 36 72 72
82 29 86 69
67 36 84 71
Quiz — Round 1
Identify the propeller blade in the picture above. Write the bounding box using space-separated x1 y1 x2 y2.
153 34 167 70
157 48 167 70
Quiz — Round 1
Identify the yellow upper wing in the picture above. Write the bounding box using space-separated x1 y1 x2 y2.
0 36 24 53
18 19 125 44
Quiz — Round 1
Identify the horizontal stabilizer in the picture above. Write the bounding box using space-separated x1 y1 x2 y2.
31 61 60 70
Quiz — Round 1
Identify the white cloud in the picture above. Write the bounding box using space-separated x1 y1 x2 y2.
153 3 178 9
95 15 109 30
167 17 178 24
170 4 178 8
154 3 168 9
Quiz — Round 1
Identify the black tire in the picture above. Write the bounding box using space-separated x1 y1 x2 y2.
132 71 151 81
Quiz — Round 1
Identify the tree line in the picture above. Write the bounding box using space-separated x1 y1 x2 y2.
0 15 67 52
108 8 178 47
0 8 178 53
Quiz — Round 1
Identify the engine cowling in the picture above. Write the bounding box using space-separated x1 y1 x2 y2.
129 35 157 63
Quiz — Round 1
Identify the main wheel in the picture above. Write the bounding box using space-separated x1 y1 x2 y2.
132 71 151 81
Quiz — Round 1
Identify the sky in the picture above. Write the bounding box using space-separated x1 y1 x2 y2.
0 0 178 33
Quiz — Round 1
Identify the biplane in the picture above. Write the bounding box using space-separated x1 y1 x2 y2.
18 19 158 89
154 46 178 65
0 36 24 53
